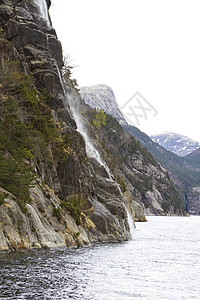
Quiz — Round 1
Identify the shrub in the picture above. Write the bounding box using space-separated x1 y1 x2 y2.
92 110 106 128
117 177 127 193
0 194 5 205
53 207 61 222
73 232 80 239
61 200 81 225
0 27 4 38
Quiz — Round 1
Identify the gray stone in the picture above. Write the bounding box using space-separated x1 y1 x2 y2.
0 4 13 25
47 35 63 68
4 19 19 39
46 0 51 8
0 0 137 253
0 0 14 5
16 7 33 21
21 27 47 48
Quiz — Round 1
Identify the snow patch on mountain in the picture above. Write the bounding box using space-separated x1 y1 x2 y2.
80 84 127 125
150 132 200 156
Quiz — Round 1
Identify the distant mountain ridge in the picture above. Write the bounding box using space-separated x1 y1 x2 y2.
80 84 200 215
80 84 127 125
151 132 200 157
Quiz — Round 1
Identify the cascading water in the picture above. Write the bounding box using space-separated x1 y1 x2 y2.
70 93 135 239
55 60 135 240
126 209 135 239
32 0 51 26
55 64 113 179
68 93 114 179
116 184 135 239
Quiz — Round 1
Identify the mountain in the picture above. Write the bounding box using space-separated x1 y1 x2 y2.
81 105 185 217
80 84 127 125
123 125 200 206
80 85 200 215
150 132 200 156
186 146 200 161
0 0 135 251
80 85 189 214
0 1 189 252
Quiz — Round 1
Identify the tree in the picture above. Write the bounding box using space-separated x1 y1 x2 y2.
92 110 106 128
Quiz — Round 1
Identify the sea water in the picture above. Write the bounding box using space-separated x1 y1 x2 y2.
0 216 200 299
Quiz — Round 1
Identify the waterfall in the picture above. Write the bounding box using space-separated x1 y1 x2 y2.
68 92 114 179
126 208 135 239
68 92 136 239
116 184 135 239
32 0 51 26
55 64 135 239
55 64 113 179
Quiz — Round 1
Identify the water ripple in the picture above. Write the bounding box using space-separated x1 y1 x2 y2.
0 216 200 299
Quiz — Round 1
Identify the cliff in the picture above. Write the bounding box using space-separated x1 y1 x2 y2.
81 105 185 217
0 0 188 252
80 84 200 215
0 0 134 251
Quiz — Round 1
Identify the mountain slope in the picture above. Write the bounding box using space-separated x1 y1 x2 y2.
81 104 185 216
80 84 127 125
80 84 200 214
0 0 135 251
124 125 200 196
151 132 200 156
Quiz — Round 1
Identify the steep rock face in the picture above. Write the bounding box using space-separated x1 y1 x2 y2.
124 125 200 214
0 186 90 251
188 187 200 215
80 83 200 215
80 84 127 126
0 0 132 251
79 84 200 215
184 149 200 214
81 106 185 216
151 132 200 157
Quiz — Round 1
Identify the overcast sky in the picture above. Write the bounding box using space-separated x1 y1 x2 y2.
50 1 200 142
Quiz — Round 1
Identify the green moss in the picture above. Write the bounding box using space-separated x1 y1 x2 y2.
0 193 5 205
61 199 81 225
53 207 61 222
117 177 127 193
0 27 4 38
73 232 80 239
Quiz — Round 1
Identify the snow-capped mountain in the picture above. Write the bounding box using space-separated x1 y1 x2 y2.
150 132 200 157
80 84 127 125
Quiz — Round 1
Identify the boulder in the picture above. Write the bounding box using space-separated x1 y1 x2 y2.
15 7 34 21
4 19 19 39
0 4 13 25
21 27 47 48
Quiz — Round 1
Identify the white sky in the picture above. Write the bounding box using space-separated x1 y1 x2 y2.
50 0 200 142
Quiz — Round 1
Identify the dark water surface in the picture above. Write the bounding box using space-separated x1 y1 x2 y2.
0 216 200 299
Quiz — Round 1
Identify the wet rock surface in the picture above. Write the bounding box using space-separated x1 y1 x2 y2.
81 105 186 217
0 0 132 251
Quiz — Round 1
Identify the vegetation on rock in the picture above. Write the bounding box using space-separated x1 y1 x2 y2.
124 124 200 211
83 108 185 215
0 53 73 211
92 110 106 128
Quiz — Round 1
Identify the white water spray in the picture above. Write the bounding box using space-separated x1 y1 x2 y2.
55 64 135 239
33 0 51 26
55 64 113 179
116 184 135 239
69 92 135 240
126 208 135 239
68 92 114 179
